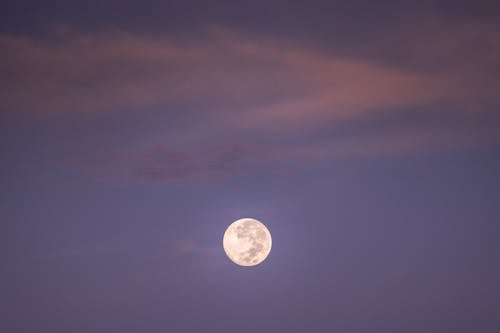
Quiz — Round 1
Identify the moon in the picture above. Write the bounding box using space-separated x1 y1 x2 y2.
223 218 272 266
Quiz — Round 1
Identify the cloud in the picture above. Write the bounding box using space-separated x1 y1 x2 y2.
58 143 262 183
282 121 500 162
132 143 251 182
58 109 500 182
3 22 499 181
3 24 494 122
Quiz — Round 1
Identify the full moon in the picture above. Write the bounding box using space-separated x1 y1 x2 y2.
223 218 272 266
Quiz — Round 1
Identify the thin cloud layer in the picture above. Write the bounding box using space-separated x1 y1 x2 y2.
3 25 495 120
2 23 499 181
58 143 259 183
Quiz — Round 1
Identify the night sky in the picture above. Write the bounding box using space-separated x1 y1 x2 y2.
2 1 500 332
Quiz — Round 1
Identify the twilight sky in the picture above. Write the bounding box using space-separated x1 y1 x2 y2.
2 1 500 332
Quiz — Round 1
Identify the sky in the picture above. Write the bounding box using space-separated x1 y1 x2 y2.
1 1 500 332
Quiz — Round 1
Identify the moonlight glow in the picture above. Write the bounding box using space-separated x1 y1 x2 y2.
223 218 272 266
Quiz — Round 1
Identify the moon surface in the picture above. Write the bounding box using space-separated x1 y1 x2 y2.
223 218 272 266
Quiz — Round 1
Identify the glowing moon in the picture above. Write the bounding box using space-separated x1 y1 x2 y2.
223 218 272 266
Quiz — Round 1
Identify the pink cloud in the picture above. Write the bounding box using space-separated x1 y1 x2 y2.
281 124 499 163
58 143 264 183
4 22 499 179
57 112 500 183
3 24 496 123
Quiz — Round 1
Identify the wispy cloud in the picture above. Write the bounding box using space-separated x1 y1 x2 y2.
58 143 262 183
3 24 497 121
3 22 499 181
170 239 216 258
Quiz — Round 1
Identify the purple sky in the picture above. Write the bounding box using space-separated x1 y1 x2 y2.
2 1 500 332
